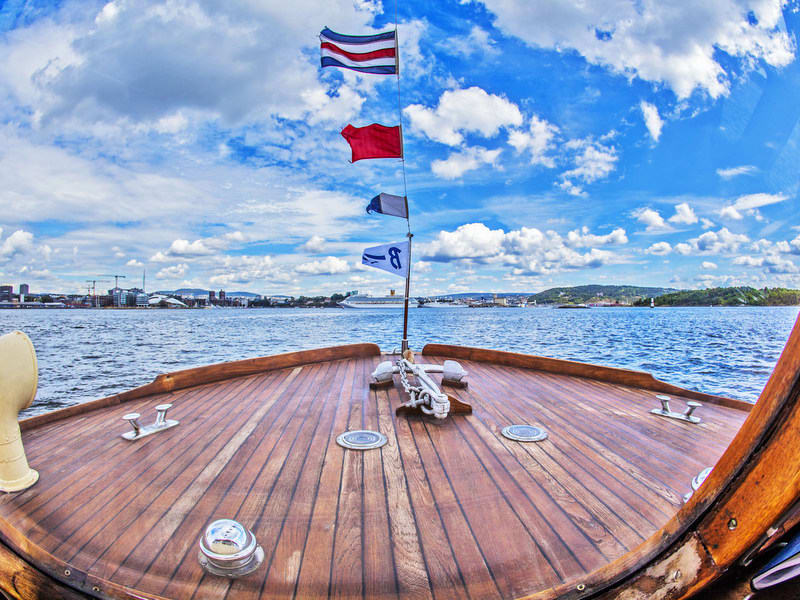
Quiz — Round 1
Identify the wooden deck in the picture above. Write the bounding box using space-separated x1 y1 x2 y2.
0 349 749 600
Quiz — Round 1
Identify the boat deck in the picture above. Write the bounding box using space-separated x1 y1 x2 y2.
0 348 749 599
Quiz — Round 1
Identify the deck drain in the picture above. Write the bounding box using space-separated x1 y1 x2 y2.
501 424 548 442
336 430 387 450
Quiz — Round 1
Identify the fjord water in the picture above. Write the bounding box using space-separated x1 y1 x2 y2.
1 306 797 417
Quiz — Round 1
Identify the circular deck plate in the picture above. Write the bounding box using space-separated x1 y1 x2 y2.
501 424 548 442
336 430 388 450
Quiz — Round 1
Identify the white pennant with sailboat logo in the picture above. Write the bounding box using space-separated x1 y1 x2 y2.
361 240 410 278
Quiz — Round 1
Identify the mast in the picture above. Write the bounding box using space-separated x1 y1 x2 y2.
394 1 413 354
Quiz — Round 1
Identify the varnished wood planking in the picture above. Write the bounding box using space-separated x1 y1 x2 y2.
0 352 749 600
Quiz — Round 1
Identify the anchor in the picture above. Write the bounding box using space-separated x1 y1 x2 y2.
370 353 471 418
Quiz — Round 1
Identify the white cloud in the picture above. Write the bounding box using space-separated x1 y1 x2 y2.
679 227 749 255
645 241 672 255
719 193 788 220
559 138 617 196
431 146 502 179
701 217 716 229
441 25 498 57
508 115 559 168
731 193 788 210
301 235 327 253
669 202 698 225
0 230 34 258
126 259 144 268
422 222 623 275
565 226 628 247
640 101 663 142
156 263 188 279
3 1 384 128
404 86 523 146
295 256 351 275
719 205 743 220
209 255 290 286
702 261 718 269
475 0 794 99
167 239 217 257
632 207 669 232
716 165 758 179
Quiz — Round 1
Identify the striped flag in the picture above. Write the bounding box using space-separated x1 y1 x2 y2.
320 27 397 75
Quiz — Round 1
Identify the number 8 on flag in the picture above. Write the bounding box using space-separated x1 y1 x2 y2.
361 241 410 278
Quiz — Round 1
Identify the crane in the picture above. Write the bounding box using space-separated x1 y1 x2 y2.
102 274 127 289
85 279 108 308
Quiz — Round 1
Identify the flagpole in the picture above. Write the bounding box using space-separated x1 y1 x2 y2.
394 0 413 354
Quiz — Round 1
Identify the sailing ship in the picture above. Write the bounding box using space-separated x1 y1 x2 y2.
1 15 799 600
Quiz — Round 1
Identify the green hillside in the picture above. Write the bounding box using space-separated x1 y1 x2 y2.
529 285 675 305
634 287 800 307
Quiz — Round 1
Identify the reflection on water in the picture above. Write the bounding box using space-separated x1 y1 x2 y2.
0 305 797 417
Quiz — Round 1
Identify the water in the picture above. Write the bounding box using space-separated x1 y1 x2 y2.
0 306 797 417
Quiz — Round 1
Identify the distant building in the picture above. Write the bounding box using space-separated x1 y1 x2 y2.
0 286 12 302
19 284 29 297
209 290 216 305
219 290 226 305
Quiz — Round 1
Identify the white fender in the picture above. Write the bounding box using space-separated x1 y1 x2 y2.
0 331 39 492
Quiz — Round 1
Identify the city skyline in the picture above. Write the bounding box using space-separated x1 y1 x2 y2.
1 1 799 296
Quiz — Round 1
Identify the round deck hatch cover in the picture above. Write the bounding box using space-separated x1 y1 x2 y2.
337 430 388 450
501 424 548 442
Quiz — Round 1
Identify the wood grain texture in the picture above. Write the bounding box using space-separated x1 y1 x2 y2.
422 344 752 411
0 351 749 600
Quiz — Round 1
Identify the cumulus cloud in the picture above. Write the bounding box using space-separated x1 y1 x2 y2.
209 255 290 286
716 165 758 179
156 263 188 279
565 226 628 247
295 256 351 275
508 115 560 168
669 202 698 225
126 259 144 268
632 207 670 232
645 241 672 255
702 261 718 269
677 227 749 255
0 230 34 258
475 0 794 99
6 1 386 127
422 222 623 275
404 86 522 146
559 138 617 196
431 146 502 179
640 101 663 141
301 235 327 253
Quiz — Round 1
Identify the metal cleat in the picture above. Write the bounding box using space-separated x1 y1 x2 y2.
650 395 702 424
122 403 179 440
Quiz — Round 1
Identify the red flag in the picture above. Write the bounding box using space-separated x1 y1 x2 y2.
341 124 403 162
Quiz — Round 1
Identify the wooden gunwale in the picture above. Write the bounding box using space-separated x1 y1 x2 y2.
19 343 381 431
421 343 752 412
2 322 796 599
510 311 800 599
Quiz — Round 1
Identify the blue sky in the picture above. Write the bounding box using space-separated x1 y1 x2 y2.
0 0 799 296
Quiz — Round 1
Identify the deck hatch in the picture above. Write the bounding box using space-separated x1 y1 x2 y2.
336 430 387 450
501 424 548 442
